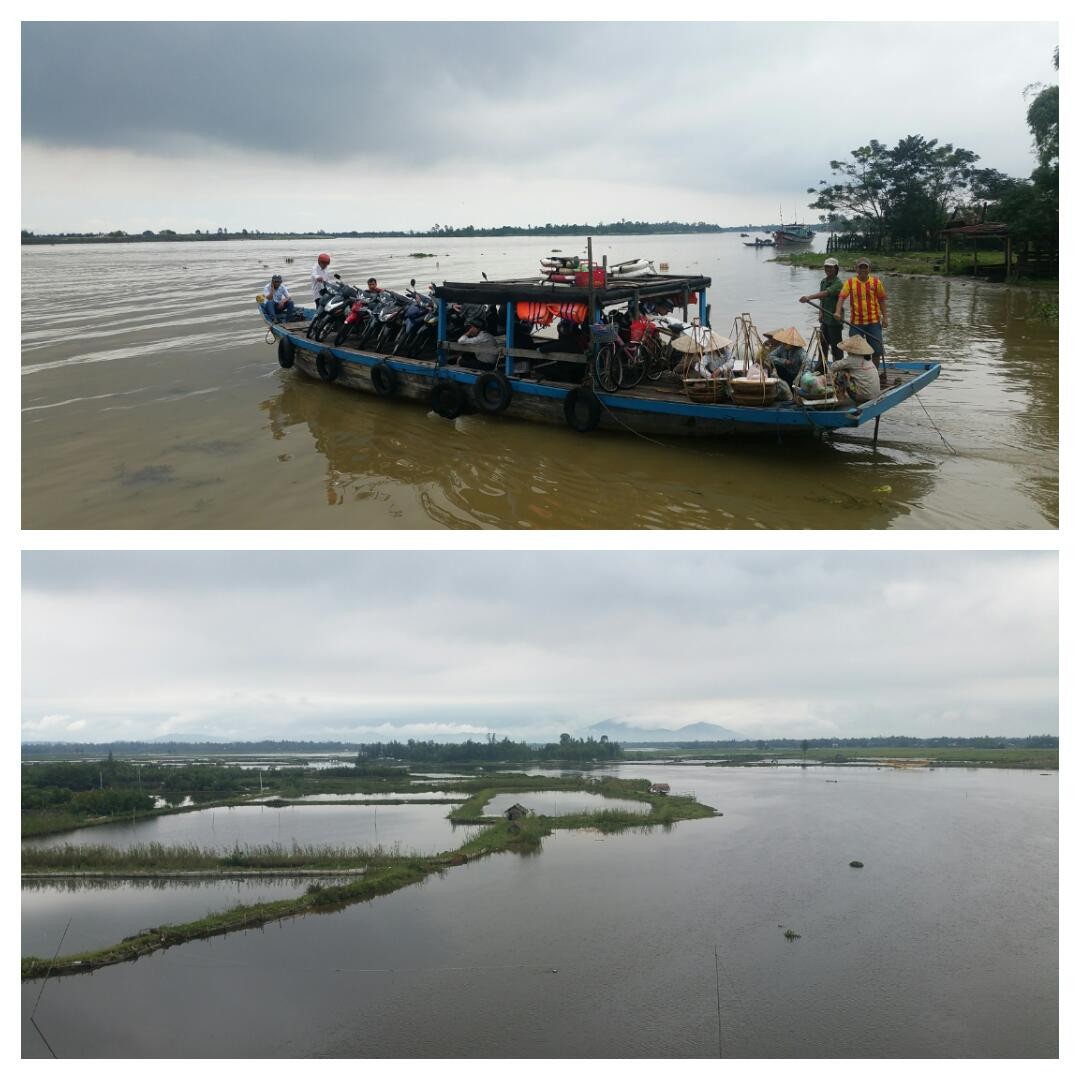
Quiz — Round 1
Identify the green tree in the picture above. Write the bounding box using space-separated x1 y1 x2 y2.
979 48 1058 242
808 136 979 243
1026 47 1059 175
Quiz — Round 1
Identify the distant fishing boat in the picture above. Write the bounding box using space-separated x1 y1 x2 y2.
773 224 814 245
773 205 814 245
743 237 775 248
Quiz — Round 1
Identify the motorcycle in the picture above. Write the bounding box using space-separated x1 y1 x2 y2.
307 276 359 342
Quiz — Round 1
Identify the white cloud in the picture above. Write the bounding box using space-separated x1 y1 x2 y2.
21 551 1057 743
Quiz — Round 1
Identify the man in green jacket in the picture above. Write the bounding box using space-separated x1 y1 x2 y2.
799 257 844 361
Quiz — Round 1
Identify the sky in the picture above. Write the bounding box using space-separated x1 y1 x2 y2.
19 18 1060 234
21 550 1058 744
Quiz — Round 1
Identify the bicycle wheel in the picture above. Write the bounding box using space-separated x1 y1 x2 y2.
620 345 646 388
593 344 622 392
643 335 669 381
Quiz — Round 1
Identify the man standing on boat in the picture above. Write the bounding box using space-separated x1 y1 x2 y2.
311 253 333 307
834 257 888 384
799 256 844 361
262 274 296 323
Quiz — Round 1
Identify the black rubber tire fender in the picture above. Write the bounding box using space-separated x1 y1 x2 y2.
563 387 602 432
277 336 295 369
370 362 399 397
473 371 513 414
430 379 466 419
316 351 341 383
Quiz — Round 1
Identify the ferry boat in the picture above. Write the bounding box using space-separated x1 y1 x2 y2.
258 259 939 444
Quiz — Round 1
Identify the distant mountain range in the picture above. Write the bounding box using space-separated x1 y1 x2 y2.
586 720 745 744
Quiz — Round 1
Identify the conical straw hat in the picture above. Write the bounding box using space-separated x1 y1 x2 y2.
838 335 875 356
670 327 734 353
766 326 807 348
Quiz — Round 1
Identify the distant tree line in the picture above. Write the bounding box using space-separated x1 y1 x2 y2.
630 735 1058 750
358 734 622 764
20 220 806 246
23 739 358 756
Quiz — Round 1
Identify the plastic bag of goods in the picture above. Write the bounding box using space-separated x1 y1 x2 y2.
797 371 829 400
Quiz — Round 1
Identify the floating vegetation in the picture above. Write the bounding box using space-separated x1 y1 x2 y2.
849 860 864 868
783 929 801 941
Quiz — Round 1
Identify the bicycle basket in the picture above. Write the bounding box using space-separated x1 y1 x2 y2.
591 323 618 344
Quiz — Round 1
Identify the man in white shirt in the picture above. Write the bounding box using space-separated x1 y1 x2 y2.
458 319 499 368
311 253 333 305
263 275 296 322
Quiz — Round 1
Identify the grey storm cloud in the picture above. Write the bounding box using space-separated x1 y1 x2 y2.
22 22 600 166
22 551 1058 743
22 21 1058 189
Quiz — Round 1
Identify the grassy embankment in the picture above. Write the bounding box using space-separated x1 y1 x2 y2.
773 248 1058 292
622 746 1058 770
20 767 628 840
22 775 717 981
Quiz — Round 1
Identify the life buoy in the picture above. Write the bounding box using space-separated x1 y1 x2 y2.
316 352 341 383
370 362 399 397
563 387 602 432
277 336 295 369
430 379 466 419
473 371 512 414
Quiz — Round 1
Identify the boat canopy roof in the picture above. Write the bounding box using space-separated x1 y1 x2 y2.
432 273 711 306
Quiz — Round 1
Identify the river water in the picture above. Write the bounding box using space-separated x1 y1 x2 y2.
21 764 1057 1058
21 235 1057 529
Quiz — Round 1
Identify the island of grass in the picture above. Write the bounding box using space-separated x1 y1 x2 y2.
21 774 717 981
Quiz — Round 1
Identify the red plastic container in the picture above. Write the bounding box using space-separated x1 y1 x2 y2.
574 268 606 288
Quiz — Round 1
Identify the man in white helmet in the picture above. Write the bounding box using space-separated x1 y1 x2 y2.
799 257 844 361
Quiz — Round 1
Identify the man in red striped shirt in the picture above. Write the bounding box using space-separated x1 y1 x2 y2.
835 257 888 383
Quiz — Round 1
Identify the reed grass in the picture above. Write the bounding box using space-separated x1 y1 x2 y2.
21 842 417 873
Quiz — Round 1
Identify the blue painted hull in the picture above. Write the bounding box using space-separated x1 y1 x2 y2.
263 307 940 436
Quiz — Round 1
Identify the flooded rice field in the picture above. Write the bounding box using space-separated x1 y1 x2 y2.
23 802 477 857
22 234 1057 529
22 764 1056 1057
482 790 649 816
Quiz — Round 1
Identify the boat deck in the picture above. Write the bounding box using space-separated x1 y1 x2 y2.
278 316 917 411
269 309 939 436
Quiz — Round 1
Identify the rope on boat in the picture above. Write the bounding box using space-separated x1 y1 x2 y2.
914 390 958 455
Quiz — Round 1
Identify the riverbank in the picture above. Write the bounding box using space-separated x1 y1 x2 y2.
21 776 718 980
773 248 1059 292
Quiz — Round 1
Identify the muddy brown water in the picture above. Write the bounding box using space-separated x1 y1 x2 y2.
22 235 1057 528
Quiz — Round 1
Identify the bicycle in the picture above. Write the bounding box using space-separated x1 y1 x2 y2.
592 318 666 392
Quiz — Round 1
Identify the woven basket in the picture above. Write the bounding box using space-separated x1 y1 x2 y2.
730 376 780 406
684 377 727 404
591 323 618 344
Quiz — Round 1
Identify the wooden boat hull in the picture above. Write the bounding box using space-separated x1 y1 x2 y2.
773 229 814 244
265 312 941 439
